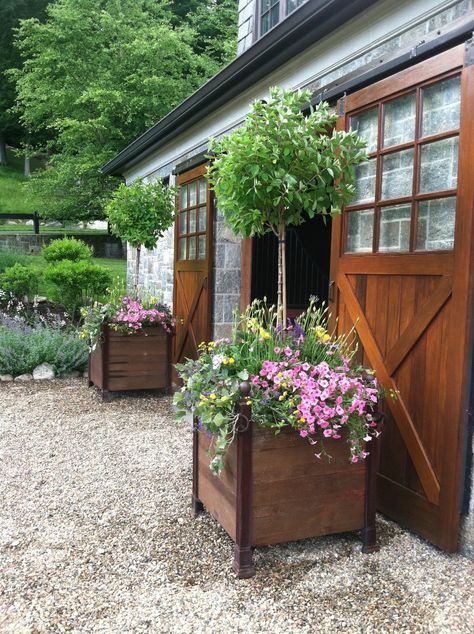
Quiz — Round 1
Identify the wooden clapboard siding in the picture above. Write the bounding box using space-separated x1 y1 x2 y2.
330 44 474 551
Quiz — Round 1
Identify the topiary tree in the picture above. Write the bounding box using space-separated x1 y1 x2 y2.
207 87 368 327
42 237 93 263
105 178 176 297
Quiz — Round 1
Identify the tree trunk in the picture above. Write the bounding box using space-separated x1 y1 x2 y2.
134 245 141 299
24 154 31 177
0 135 7 166
277 223 287 328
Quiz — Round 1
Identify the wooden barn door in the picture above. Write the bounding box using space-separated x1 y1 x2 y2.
330 44 474 551
174 165 213 366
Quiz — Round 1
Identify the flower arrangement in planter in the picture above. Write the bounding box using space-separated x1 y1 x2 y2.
82 292 175 401
82 177 177 401
175 300 383 576
173 87 379 577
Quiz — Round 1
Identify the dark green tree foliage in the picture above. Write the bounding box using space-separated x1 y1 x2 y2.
12 0 235 222
0 0 49 165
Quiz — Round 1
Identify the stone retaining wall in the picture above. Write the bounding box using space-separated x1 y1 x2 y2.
0 233 125 259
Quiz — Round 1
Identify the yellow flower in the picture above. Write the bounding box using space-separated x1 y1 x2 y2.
200 395 208 401
314 326 331 343
210 394 217 400
281 382 287 388
220 396 229 402
299 417 306 423
223 358 228 365
228 357 235 365
259 327 271 340
278 395 285 401
246 400 252 405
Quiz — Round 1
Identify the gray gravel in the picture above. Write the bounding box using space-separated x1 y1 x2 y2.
1 380 473 634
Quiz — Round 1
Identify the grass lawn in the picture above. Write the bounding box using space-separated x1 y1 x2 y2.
0 225 107 234
0 166 40 215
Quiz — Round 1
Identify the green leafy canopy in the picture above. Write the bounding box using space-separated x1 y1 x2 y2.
207 87 368 238
106 179 176 251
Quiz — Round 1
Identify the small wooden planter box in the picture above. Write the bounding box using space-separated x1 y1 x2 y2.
88 326 172 401
192 385 381 578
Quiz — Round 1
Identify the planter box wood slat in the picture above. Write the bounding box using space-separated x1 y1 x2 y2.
193 383 381 577
89 326 172 400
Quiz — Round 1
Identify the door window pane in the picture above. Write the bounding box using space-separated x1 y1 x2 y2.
179 185 187 209
416 198 456 251
381 148 414 200
179 212 187 235
198 235 206 260
189 209 196 233
353 158 376 204
351 108 378 153
198 178 207 204
179 238 186 260
198 206 206 232
422 76 461 137
346 209 374 253
419 137 458 193
379 204 411 252
188 236 197 259
189 181 197 207
383 94 416 147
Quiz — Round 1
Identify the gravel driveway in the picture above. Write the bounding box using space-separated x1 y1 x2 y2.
1 380 473 633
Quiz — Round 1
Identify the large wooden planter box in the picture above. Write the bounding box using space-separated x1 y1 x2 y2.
88 326 172 401
192 386 381 578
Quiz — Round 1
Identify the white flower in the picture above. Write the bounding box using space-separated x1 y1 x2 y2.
212 354 225 370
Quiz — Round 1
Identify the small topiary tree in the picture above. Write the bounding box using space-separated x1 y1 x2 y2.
207 87 368 326
42 237 93 263
105 179 176 297
0 263 40 300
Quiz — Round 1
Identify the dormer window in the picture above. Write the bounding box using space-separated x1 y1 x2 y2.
260 0 306 36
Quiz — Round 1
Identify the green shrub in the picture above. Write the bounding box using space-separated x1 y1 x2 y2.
44 259 111 317
0 324 88 377
42 237 93 263
0 263 41 299
0 250 27 273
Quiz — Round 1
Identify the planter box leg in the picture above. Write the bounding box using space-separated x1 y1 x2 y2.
233 384 255 579
192 420 203 517
102 389 113 403
361 424 381 554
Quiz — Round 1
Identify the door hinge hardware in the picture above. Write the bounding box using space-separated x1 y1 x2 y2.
328 280 335 303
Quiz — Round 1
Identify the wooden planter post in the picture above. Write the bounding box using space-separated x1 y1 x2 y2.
192 383 382 578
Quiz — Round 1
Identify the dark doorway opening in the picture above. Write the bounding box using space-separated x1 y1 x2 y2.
251 214 331 316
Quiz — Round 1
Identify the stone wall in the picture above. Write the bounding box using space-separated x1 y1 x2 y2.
0 232 124 259
127 225 174 307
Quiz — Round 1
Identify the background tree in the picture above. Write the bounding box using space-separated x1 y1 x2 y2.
207 87 367 326
0 0 49 167
11 0 237 223
106 179 176 297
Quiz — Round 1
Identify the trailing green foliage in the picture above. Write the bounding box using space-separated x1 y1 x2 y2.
45 259 111 317
0 263 40 299
0 324 87 376
207 87 368 324
42 237 93 263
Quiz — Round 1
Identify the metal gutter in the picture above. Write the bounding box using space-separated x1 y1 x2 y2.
101 0 379 176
